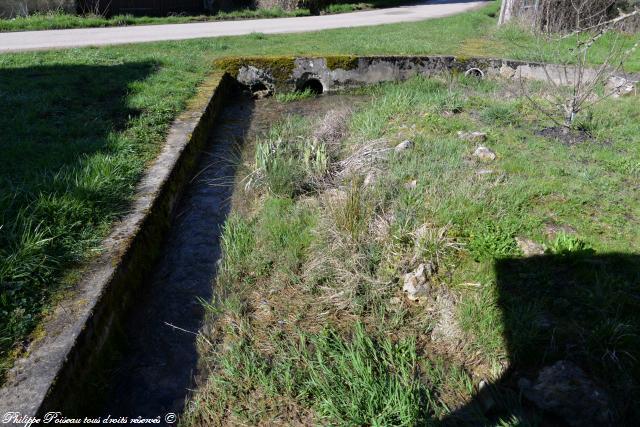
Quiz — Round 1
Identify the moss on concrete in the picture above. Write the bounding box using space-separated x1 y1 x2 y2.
214 56 295 81
325 55 360 71
184 72 226 116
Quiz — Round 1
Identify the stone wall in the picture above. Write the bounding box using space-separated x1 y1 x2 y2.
0 0 75 17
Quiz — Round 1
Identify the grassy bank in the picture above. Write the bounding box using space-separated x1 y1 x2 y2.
0 0 638 382
182 75 640 425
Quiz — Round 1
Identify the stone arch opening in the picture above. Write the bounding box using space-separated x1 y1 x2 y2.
249 81 272 98
465 68 485 79
298 78 324 94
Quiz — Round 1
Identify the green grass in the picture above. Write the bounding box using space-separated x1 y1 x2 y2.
273 87 316 103
0 0 415 33
183 73 640 424
185 323 430 426
0 0 638 388
250 114 332 196
0 8 312 32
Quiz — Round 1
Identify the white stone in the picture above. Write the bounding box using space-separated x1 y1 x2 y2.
404 179 417 190
395 140 413 153
473 146 496 161
516 237 545 256
606 75 637 98
458 131 487 143
402 263 430 301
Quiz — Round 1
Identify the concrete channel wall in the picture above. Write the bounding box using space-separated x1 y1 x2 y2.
0 72 236 420
216 55 615 94
0 55 635 420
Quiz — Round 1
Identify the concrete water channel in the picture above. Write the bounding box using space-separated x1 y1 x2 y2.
97 89 365 421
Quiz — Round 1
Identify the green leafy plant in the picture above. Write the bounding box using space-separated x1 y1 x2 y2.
468 222 520 261
547 232 594 255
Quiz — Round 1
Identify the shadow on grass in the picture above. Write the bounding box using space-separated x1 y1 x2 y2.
0 61 157 379
445 253 640 426
0 62 154 187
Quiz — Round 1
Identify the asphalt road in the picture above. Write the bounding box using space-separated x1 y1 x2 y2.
0 1 489 52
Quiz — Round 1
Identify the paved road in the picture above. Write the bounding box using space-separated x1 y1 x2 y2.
0 0 488 52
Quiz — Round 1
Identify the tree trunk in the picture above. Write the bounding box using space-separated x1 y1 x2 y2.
498 0 516 25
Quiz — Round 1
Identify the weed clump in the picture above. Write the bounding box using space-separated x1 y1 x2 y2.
245 108 351 196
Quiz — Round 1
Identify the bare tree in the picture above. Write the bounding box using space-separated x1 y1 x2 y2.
517 1 639 127
500 0 638 33
78 0 112 16
1 0 77 18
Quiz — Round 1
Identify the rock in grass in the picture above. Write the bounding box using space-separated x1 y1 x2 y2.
472 146 496 161
253 89 271 99
430 290 462 347
404 179 417 190
402 263 430 301
476 168 495 176
515 237 545 256
606 75 637 98
478 380 496 412
458 130 487 143
519 361 612 426
395 140 413 153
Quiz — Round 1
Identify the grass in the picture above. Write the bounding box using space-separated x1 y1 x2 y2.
0 0 638 388
182 74 640 425
0 7 312 32
0 47 212 379
323 0 413 14
0 0 414 33
273 87 316 103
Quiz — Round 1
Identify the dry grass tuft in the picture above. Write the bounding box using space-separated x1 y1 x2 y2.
430 289 464 350
313 107 352 152
334 138 392 181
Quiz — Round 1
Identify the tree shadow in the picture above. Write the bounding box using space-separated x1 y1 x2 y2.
445 253 640 426
82 0 484 17
0 62 153 192
0 61 156 378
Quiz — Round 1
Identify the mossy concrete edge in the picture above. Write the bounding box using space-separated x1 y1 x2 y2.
0 72 236 419
215 55 630 92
